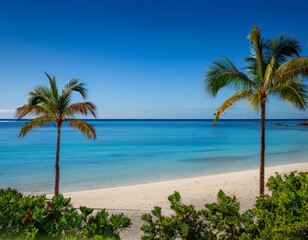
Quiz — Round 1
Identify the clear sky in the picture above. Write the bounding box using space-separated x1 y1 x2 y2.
0 0 307 119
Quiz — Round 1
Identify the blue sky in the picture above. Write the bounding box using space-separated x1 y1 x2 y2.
0 0 307 119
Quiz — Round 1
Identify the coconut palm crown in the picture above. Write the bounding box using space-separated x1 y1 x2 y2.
204 24 308 195
16 72 97 195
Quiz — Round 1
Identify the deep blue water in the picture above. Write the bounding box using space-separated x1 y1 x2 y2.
0 119 308 193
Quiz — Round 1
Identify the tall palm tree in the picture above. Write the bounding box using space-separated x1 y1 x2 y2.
204 24 308 196
16 72 97 195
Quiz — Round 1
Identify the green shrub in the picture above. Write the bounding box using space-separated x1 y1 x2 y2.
0 188 131 239
141 190 252 239
242 171 308 240
141 171 308 240
141 191 213 240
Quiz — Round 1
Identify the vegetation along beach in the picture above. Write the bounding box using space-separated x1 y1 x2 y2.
1 0 308 239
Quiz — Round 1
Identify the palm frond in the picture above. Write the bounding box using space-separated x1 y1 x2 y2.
263 56 275 88
67 119 96 140
205 57 255 96
28 86 52 105
28 87 59 116
213 89 254 126
270 33 301 67
62 78 87 99
15 104 55 120
18 116 55 138
58 94 72 116
264 35 302 88
275 57 308 82
44 72 59 101
245 92 262 113
58 79 87 113
63 102 96 118
271 81 308 110
245 24 271 80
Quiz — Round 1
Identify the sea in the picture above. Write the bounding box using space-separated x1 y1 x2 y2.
0 119 307 193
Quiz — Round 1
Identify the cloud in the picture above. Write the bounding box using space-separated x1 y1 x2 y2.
0 109 15 113
0 109 16 118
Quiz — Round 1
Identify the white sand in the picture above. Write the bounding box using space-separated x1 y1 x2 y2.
62 162 308 239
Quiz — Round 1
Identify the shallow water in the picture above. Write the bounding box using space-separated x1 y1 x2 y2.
0 119 307 193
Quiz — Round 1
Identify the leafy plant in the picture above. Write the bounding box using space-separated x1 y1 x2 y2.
0 188 131 239
242 171 308 240
141 190 250 239
141 172 308 240
202 190 254 239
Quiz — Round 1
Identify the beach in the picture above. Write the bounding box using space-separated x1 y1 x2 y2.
61 162 308 239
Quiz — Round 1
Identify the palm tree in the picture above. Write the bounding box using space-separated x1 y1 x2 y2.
204 24 308 196
16 72 97 195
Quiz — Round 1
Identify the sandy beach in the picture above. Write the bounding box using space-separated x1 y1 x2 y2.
59 162 308 239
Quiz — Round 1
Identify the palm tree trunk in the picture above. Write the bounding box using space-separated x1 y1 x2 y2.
55 123 62 195
260 101 266 196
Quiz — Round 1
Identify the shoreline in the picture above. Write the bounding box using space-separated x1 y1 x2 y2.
60 160 308 195
21 158 308 195
58 162 308 239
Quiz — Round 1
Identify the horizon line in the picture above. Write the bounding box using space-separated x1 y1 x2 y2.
1 118 307 121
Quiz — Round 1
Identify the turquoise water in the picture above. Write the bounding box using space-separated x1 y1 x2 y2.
0 120 308 193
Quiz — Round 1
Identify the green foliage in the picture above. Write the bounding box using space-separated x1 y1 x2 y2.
242 171 308 240
141 172 308 240
0 188 131 239
202 190 254 239
141 190 250 239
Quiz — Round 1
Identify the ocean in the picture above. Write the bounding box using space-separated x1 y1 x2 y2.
0 119 307 193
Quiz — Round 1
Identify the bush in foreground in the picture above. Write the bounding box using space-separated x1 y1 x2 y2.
141 171 308 240
246 171 308 239
0 189 131 239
